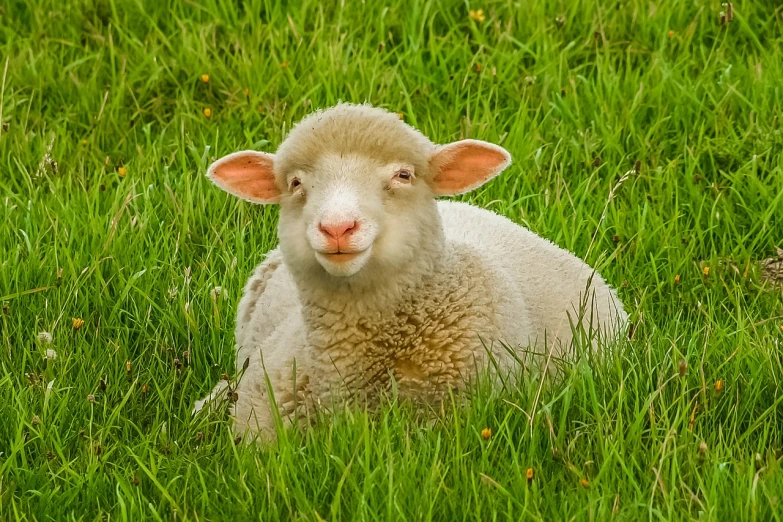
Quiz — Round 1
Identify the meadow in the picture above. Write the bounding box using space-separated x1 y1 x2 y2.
1 0 783 519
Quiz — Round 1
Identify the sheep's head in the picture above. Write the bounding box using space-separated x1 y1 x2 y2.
207 104 511 281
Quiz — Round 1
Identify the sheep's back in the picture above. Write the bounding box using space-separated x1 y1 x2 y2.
437 200 627 354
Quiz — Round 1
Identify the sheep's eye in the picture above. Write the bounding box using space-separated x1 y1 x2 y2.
290 178 302 191
394 169 413 182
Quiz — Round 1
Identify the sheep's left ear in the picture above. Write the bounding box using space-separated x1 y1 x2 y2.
429 139 511 196
206 150 281 204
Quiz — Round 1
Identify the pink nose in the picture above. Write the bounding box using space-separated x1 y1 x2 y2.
319 220 358 240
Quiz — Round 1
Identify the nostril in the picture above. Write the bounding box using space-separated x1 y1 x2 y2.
319 221 358 240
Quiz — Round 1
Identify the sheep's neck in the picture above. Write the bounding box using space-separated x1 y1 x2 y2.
298 243 497 395
299 246 441 317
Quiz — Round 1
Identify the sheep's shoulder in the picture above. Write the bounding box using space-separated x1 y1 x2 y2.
235 249 300 370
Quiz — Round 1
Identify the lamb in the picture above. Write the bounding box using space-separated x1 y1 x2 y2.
193 103 627 439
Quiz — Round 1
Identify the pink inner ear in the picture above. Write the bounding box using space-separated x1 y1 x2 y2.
431 140 510 196
207 151 281 203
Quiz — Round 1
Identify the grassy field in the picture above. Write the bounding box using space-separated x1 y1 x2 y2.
1 0 783 519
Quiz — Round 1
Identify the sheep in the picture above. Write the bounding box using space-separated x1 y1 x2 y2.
193 103 627 439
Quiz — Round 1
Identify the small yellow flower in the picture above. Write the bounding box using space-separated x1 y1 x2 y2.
674 274 680 284
72 317 85 330
281 61 288 68
244 87 250 97
397 112 404 120
81 139 88 145
715 379 724 391
469 9 486 23
201 73 210 83
580 478 590 488
203 107 212 118
481 427 492 439
117 167 127 177
125 360 132 372
141 384 148 393
526 467 534 481
667 30 675 38
703 266 710 276
258 105 264 113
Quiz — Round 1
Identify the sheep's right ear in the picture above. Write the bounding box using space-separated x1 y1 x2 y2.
206 150 281 204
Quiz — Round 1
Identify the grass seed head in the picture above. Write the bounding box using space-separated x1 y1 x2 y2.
720 2 734 24
678 360 687 377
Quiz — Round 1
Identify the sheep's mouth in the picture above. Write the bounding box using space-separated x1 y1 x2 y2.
320 251 363 263
314 247 372 276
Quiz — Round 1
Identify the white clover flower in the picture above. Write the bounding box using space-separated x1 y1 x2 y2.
45 349 57 360
37 332 53 344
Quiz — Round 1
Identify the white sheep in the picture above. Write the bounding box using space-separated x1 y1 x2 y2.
194 103 627 439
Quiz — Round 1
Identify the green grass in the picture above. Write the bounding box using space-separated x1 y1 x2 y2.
1 0 783 519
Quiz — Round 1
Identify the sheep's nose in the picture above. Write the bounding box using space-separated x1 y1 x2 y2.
319 220 358 240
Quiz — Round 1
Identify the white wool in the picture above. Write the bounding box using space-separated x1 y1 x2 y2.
194 104 628 440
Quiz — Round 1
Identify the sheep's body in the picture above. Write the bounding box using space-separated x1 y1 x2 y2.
196 200 626 438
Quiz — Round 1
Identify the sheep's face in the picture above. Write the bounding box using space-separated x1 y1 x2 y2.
206 104 511 283
276 153 439 278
